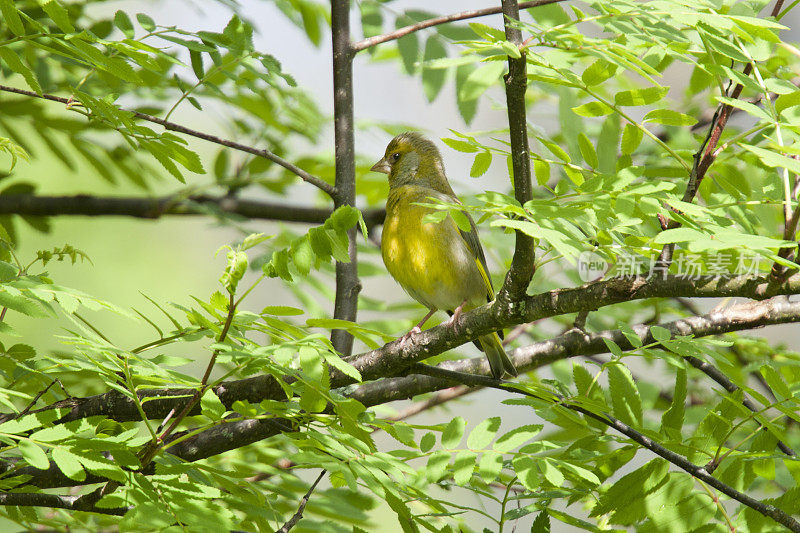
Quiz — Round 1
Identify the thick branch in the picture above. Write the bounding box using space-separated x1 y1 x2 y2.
8 288 800 491
351 0 565 52
0 84 335 197
499 0 536 302
5 272 800 432
330 0 361 356
0 491 127 515
0 193 385 227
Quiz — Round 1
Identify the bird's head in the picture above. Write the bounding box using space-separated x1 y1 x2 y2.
371 132 453 194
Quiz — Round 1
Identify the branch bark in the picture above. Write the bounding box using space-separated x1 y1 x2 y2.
0 84 336 197
0 491 128 515
330 0 361 356
498 0 536 302
0 193 385 227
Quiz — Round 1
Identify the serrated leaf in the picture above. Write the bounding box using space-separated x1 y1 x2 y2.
422 37 447 102
608 363 642 426
577 133 598 168
43 0 75 32
470 151 492 177
493 424 542 452
661 367 686 435
458 61 505 102
614 87 668 106
620 123 643 154
467 416 501 449
571 101 613 117
19 439 49 469
0 0 25 36
452 450 477 485
201 389 226 420
0 48 41 94
582 60 617 87
113 10 134 38
52 447 86 481
643 109 697 126
441 416 466 448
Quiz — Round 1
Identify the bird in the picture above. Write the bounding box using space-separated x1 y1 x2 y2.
371 131 518 379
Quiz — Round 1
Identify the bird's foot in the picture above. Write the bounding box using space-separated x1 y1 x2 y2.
397 325 422 349
445 300 467 335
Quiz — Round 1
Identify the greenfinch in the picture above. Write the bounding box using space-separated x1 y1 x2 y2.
371 132 517 379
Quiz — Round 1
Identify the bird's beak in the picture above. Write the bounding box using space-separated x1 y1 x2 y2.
370 157 391 174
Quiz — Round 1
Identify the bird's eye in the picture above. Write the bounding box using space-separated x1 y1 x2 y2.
391 152 401 161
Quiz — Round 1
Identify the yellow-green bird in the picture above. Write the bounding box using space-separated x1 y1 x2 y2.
371 132 517 379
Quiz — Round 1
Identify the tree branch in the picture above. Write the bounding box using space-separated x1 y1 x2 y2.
653 0 786 274
0 193 386 227
275 469 326 533
351 0 565 52
0 491 128 516
330 0 361 356
0 83 336 197
8 290 800 491
407 364 800 532
498 0 536 302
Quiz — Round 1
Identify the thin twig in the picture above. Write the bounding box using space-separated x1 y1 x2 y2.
275 470 326 533
0 84 336 197
409 363 800 532
352 0 566 52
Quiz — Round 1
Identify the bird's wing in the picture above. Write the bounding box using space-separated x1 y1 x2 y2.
420 189 495 300
458 214 495 301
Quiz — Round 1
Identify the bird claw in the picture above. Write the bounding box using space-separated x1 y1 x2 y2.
398 325 421 348
445 301 467 336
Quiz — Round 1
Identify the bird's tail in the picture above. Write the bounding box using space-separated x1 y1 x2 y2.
478 332 518 379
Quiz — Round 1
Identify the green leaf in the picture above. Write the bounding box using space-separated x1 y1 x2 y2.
441 416 466 448
608 363 642 426
620 123 643 154
582 60 617 87
324 351 362 382
533 159 550 185
452 450 477 485
201 389 226 420
441 138 478 153
577 133 598 169
742 144 800 175
470 151 492 177
776 91 800 115
52 447 86 481
511 455 539 491
661 367 686 435
614 87 668 106
540 458 564 487
597 114 621 174
19 439 49 469
456 64 479 123
261 305 303 316
531 510 551 533
467 416 501 449
113 10 134 38
189 50 205 79
422 37 447 102
0 48 41 94
571 101 614 117
43 0 75 32
591 459 669 517
493 424 542 453
458 61 505 102
643 109 697 126
761 365 790 399
419 432 435 453
136 13 156 32
478 451 504 483
396 27 419 75
652 227 706 244
0 0 25 36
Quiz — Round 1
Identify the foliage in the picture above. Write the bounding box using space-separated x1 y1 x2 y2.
0 0 799 532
